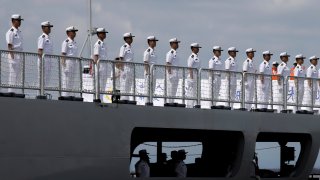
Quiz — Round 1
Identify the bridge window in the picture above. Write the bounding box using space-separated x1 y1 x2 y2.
130 127 244 178
255 132 311 178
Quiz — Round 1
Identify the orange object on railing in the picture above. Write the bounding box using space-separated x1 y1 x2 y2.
272 67 277 80
290 67 295 80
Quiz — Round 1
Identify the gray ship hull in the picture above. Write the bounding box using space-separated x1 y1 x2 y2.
0 97 319 180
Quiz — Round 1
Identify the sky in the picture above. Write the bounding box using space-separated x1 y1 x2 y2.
1 0 320 69
1 0 320 170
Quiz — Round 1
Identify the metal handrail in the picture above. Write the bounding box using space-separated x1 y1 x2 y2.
1 50 320 113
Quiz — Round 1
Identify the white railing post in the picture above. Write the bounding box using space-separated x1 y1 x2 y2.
40 53 45 97
197 68 201 106
241 72 245 109
94 60 100 102
22 52 26 94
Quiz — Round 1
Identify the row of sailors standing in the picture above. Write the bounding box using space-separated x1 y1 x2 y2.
5 14 320 110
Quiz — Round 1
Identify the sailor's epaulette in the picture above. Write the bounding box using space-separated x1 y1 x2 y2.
247 60 249 62
10 28 14 32
147 48 150 52
191 55 194 58
124 45 127 48
264 62 266 64
311 66 313 69
65 39 69 42
280 63 284 66
171 50 174 54
42 35 45 38
228 58 231 60
98 41 101 45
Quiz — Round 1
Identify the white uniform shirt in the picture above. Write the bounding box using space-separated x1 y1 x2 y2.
277 62 290 77
119 43 134 62
243 58 255 73
6 26 23 51
135 160 150 177
175 161 187 177
209 56 223 70
306 65 317 78
259 60 272 75
93 39 107 60
143 47 157 64
294 64 305 77
225 56 237 71
187 53 200 69
38 33 53 54
166 49 179 66
61 37 78 57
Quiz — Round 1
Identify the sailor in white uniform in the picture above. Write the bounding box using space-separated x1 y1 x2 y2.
6 14 24 93
135 150 150 178
208 46 223 106
293 54 306 111
37 21 54 87
143 36 158 104
186 43 201 108
276 52 291 111
93 28 108 101
243 48 256 110
61 26 78 96
257 51 273 109
221 47 238 107
302 56 318 111
119 32 135 101
166 38 180 103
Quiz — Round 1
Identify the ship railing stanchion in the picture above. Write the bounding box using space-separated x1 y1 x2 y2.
296 76 299 112
241 72 245 109
182 67 186 105
22 52 26 95
40 53 45 97
79 58 83 98
0 51 2 86
58 56 62 97
111 60 116 102
148 64 153 105
228 71 231 107
283 76 288 111
164 65 167 104
133 62 136 102
254 73 258 110
94 59 100 102
211 70 214 106
196 68 201 108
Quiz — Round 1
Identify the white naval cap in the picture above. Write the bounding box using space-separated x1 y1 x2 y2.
190 43 202 48
213 46 223 51
245 48 256 53
228 47 238 52
280 52 290 57
41 21 53 27
147 36 159 41
123 32 135 38
295 54 306 59
263 50 273 55
11 14 23 20
169 38 181 43
96 27 108 33
272 61 279 65
309 55 319 60
66 26 78 32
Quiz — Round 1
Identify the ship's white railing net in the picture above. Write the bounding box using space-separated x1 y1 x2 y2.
200 69 244 108
1 50 320 113
150 65 199 105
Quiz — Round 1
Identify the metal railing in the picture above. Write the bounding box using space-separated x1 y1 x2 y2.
1 50 320 114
